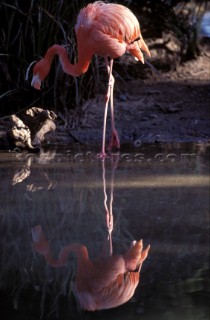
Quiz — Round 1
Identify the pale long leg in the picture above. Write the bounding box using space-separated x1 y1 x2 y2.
102 160 113 256
108 60 120 150
101 95 109 157
100 57 120 157
99 58 112 157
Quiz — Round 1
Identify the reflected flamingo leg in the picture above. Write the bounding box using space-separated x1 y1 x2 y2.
102 159 115 256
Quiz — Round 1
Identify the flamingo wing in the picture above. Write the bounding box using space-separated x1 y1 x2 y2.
75 2 150 61
75 270 139 311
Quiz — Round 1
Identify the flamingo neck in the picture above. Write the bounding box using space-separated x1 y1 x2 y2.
45 44 92 77
59 244 89 264
60 244 92 278
39 243 89 268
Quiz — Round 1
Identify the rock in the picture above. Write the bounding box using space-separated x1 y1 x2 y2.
157 104 180 113
141 116 149 121
148 113 158 119
7 107 57 151
133 139 142 147
7 115 38 151
118 93 128 101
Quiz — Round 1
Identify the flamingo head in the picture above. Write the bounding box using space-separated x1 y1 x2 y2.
124 239 150 272
31 58 50 90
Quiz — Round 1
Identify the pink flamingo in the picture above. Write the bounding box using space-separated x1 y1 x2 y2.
32 225 150 311
31 1 150 157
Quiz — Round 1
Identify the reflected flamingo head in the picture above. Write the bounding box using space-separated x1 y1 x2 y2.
124 239 150 272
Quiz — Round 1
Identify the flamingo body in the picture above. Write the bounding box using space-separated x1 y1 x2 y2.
31 1 150 155
74 240 150 311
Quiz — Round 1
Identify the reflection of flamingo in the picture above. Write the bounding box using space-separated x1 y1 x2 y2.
31 2 150 157
32 225 150 311
32 156 150 310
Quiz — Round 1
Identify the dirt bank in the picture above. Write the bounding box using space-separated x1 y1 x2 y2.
51 51 210 148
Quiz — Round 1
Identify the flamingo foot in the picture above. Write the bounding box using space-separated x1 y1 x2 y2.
108 129 120 151
97 152 108 159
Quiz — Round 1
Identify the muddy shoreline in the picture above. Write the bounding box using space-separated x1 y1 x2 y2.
0 53 210 150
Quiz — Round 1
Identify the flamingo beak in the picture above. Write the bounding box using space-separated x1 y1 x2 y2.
140 38 151 58
31 74 42 90
135 50 144 63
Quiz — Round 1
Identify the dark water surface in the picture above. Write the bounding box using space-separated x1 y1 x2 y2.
0 143 209 320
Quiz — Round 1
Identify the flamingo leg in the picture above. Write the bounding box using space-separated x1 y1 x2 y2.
108 60 120 151
100 96 109 158
99 58 120 158
99 59 111 157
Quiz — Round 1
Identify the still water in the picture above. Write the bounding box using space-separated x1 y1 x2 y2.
0 143 209 320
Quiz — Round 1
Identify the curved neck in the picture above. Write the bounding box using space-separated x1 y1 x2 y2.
59 244 89 265
41 243 90 268
45 44 92 77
